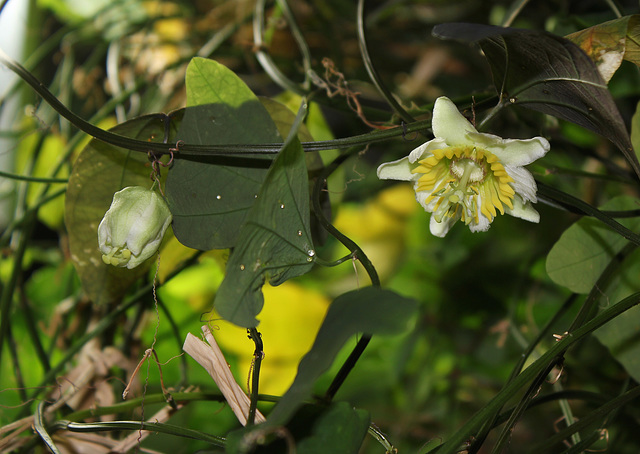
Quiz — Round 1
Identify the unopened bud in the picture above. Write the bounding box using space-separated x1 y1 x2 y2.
98 186 172 269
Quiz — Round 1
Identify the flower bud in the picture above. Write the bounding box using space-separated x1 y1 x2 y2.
98 186 172 269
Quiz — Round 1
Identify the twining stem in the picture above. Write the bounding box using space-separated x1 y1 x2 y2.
356 0 417 128
0 47 432 157
311 149 381 400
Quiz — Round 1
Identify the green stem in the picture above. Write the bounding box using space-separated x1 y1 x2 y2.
155 296 189 388
7 323 27 402
603 0 623 18
472 294 578 449
276 0 312 88
34 402 61 454
480 242 632 452
51 420 226 447
19 291 52 373
65 391 280 422
569 242 636 332
500 0 532 27
537 182 640 247
253 0 308 95
430 291 640 454
0 211 34 378
356 0 417 127
311 150 380 400
0 170 67 183
526 386 640 452
0 44 432 156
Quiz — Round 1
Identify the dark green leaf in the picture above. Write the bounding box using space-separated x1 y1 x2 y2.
225 402 369 454
65 114 175 304
296 402 370 454
264 287 416 427
593 247 640 382
433 23 639 178
546 196 640 293
213 105 314 327
166 58 281 250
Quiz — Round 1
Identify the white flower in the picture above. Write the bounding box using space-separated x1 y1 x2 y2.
98 186 172 269
377 97 550 237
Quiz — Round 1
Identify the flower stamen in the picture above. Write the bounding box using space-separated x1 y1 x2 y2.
412 145 516 227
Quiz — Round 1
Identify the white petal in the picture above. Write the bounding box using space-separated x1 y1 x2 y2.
469 132 550 166
469 215 491 232
414 182 437 212
429 212 459 237
504 165 537 202
469 196 491 232
377 157 414 181
431 97 478 146
505 196 540 223
407 137 448 163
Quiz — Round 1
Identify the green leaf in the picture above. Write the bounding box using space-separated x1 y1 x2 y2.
264 287 416 427
296 402 370 454
593 247 640 382
225 402 370 454
166 58 281 250
546 196 640 293
65 114 176 304
566 15 640 82
259 96 333 245
432 23 639 179
213 105 313 327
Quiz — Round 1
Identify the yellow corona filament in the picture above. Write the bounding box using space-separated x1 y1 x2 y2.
411 146 515 225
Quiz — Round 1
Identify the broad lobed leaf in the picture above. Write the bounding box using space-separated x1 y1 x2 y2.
166 58 281 250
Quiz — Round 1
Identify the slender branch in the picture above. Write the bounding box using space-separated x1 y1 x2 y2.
34 402 62 454
356 0 417 127
253 0 308 95
537 181 640 247
52 420 226 446
0 211 35 375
